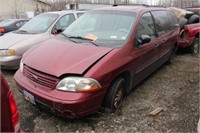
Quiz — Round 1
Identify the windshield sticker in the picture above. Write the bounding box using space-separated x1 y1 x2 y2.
85 34 98 41
110 36 117 39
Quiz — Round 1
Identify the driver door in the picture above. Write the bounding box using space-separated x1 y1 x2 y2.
131 12 159 86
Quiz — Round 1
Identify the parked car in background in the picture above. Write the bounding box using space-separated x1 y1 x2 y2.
179 23 200 54
186 8 200 16
0 10 85 69
170 7 200 54
1 72 22 132
15 5 179 118
0 19 29 36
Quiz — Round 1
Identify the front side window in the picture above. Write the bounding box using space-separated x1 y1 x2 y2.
16 22 21 28
136 12 155 39
55 14 75 30
151 11 170 35
19 13 58 34
63 10 136 48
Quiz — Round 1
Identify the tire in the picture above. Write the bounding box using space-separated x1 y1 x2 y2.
103 77 126 112
179 18 188 30
189 37 199 54
167 45 177 64
187 15 199 24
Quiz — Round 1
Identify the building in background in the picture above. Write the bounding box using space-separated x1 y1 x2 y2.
65 0 127 10
64 0 200 9
0 0 51 19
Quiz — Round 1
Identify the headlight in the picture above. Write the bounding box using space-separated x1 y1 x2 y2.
0 49 15 56
20 59 24 72
56 77 101 92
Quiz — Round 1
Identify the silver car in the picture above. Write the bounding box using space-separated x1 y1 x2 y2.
0 10 85 69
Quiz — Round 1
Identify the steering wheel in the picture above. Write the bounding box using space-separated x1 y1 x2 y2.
117 28 129 34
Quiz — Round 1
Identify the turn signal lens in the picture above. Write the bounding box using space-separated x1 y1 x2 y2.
8 49 15 55
0 28 5 33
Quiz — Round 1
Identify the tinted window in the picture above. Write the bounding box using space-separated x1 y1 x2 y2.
136 12 155 39
151 11 170 35
16 22 21 28
166 11 179 30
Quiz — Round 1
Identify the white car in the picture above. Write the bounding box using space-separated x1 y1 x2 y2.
0 10 85 69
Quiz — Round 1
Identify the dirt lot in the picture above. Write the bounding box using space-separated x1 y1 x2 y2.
2 52 199 132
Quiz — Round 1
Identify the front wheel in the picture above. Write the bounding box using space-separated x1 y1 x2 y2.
189 37 199 54
103 77 126 112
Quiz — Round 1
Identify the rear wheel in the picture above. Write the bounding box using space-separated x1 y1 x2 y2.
103 77 126 112
189 37 199 54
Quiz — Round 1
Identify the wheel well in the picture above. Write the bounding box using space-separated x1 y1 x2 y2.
109 71 131 94
196 33 199 38
173 42 178 52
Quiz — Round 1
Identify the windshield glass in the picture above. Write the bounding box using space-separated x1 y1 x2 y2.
63 10 136 48
19 13 58 34
0 19 16 26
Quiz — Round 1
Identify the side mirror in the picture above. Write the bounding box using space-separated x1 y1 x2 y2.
137 35 151 46
52 29 63 35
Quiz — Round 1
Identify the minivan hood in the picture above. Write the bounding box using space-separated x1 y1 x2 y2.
0 32 48 49
24 38 113 77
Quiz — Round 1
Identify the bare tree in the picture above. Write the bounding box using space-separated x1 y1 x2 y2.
51 0 67 11
7 0 23 18
54 0 200 8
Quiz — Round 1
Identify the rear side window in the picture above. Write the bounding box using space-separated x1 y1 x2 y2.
166 11 179 30
151 11 170 35
16 22 21 28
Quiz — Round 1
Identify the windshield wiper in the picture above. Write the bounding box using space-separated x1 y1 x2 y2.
68 36 98 46
16 30 29 34
61 33 78 43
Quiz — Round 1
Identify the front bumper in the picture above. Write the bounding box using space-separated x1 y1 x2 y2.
14 70 106 118
0 55 21 69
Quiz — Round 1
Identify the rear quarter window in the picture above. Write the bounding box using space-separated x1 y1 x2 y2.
151 11 170 35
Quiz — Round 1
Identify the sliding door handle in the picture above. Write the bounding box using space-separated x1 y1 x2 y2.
154 44 159 48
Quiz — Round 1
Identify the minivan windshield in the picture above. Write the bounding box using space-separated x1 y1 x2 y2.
63 10 136 48
18 13 58 34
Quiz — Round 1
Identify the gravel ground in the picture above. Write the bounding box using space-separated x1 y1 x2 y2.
2 52 199 133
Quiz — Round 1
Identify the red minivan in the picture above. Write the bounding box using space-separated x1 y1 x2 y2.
14 5 179 118
1 73 21 132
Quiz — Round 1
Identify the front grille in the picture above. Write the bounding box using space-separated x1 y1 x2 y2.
24 65 59 89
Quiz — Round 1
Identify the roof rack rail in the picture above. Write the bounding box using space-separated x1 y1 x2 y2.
148 5 167 8
113 4 166 8
113 4 149 7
